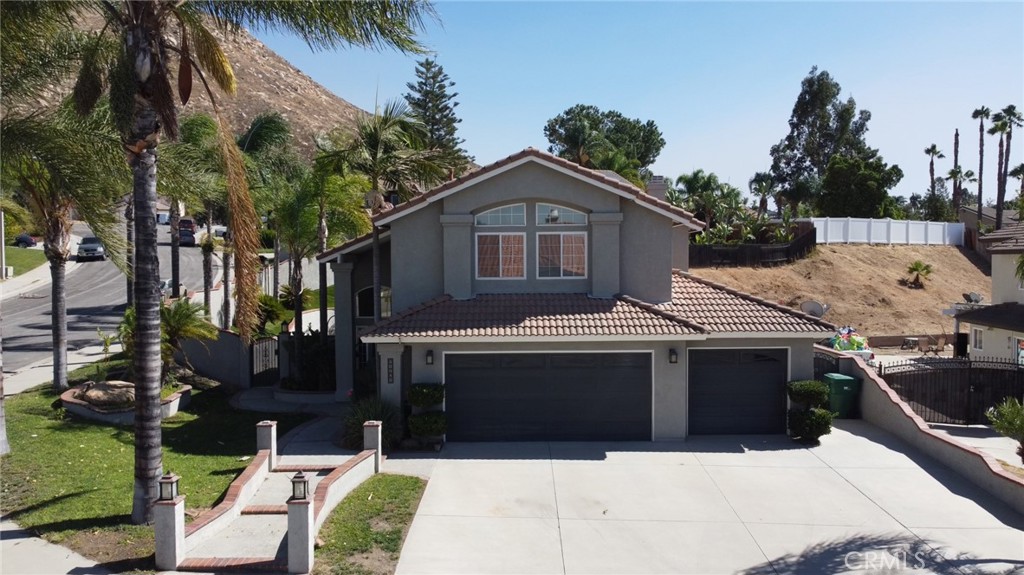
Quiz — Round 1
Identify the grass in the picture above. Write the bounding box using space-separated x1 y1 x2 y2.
313 474 427 575
0 380 315 570
4 247 47 276
307 285 336 309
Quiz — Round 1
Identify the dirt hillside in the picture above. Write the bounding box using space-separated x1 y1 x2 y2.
691 245 992 338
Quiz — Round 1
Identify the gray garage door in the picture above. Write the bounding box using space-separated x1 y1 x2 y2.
444 353 651 441
689 348 788 435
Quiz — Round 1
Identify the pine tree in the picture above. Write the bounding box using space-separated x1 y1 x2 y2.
404 58 470 176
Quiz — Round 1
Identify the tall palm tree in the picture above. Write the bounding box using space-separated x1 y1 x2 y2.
989 118 1009 230
972 107 991 225
748 172 775 217
676 169 724 228
322 100 447 323
62 0 436 525
1010 163 1024 201
924 144 945 197
1000 105 1022 216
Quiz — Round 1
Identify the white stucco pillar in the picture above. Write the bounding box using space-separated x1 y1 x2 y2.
154 496 185 571
287 498 314 574
256 420 277 471
375 343 404 407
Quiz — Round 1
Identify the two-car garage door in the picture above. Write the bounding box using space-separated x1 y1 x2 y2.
444 353 652 441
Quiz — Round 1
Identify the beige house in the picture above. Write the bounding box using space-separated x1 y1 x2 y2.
958 223 1024 362
318 148 835 440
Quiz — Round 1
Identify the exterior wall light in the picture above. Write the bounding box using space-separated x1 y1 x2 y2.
291 471 309 500
669 349 678 364
158 473 180 501
426 350 434 365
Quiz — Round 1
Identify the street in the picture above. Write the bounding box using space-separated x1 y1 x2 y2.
2 222 208 373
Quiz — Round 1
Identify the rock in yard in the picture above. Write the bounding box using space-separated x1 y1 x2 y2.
75 380 135 408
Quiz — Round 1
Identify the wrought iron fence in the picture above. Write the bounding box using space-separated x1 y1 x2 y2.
251 336 279 387
689 228 817 268
814 350 840 380
877 356 1024 424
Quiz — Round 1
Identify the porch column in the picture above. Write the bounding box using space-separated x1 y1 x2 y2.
331 261 355 401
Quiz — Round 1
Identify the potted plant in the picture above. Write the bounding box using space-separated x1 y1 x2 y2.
786 379 833 444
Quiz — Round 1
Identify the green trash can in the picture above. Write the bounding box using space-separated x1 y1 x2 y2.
823 373 862 418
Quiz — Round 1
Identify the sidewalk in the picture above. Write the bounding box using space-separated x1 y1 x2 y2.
0 236 83 301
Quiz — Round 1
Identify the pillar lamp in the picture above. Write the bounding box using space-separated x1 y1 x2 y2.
291 471 309 500
158 473 180 501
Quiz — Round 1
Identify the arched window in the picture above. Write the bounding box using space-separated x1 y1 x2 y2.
536 203 587 225
474 203 526 226
355 286 391 318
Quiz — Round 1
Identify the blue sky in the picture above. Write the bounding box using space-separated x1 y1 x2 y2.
257 1 1024 203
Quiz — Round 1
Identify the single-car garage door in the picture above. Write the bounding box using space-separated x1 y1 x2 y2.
688 348 788 435
445 352 651 441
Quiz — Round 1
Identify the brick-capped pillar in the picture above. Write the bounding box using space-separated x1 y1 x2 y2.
287 498 314 574
154 496 185 570
363 420 382 472
257 420 277 471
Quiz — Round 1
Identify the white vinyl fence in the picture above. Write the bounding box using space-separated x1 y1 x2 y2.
808 217 964 246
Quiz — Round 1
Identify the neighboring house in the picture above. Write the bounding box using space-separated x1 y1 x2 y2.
318 148 835 441
958 223 1024 363
959 205 1020 255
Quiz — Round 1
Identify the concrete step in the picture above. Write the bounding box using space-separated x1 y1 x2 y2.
178 557 286 572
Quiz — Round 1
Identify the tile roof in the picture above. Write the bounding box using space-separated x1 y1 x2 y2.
661 272 837 333
956 302 1024 332
318 148 705 262
978 223 1024 253
361 272 835 341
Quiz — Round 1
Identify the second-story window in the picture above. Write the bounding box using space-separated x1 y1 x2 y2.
537 203 587 225
475 203 525 226
538 232 587 278
477 233 525 279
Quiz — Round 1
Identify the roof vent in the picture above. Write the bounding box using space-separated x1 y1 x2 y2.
799 300 831 318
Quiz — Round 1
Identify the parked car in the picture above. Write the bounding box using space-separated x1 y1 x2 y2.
178 218 196 233
13 232 37 248
76 237 106 261
179 229 196 247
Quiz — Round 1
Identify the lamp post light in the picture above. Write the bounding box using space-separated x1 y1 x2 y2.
158 473 180 501
291 471 309 501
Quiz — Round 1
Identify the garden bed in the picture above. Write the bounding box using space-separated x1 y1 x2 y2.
60 384 192 425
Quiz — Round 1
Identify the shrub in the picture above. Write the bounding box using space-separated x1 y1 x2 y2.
408 411 447 437
341 398 402 451
787 380 829 409
279 284 312 309
257 294 285 334
788 407 834 443
987 397 1024 464
408 383 444 408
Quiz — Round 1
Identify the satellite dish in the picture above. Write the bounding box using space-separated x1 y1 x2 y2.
970 292 984 304
800 300 830 318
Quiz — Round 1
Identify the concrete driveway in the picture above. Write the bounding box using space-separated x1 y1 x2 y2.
396 421 1024 575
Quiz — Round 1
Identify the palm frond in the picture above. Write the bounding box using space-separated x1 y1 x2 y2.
176 8 236 95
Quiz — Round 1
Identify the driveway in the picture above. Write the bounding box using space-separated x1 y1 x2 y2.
396 421 1024 575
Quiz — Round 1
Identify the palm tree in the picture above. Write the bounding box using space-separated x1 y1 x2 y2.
61 0 436 525
322 100 447 323
559 118 609 168
924 144 945 197
989 118 1009 230
160 299 218 380
1000 105 1023 219
748 172 775 217
591 148 643 188
675 170 723 228
905 260 933 289
972 107 991 226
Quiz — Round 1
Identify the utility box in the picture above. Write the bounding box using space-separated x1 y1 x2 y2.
823 372 862 418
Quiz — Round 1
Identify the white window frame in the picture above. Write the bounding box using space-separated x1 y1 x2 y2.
536 231 588 279
355 286 392 319
971 327 983 351
475 203 526 226
536 202 587 226
475 232 526 280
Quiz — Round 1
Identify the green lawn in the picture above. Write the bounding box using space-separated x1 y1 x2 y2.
4 247 47 276
313 474 426 575
307 285 336 309
0 376 315 568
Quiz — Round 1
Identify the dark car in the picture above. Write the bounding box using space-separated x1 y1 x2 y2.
13 232 37 248
179 229 196 247
178 218 196 233
77 236 106 261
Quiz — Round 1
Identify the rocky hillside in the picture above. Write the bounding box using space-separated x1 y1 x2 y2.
691 244 992 338
37 17 368 158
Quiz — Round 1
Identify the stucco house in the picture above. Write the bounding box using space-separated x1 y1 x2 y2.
317 148 835 440
958 223 1024 363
